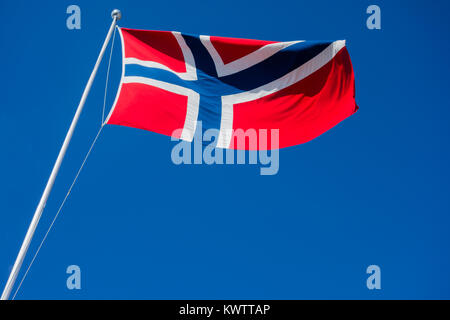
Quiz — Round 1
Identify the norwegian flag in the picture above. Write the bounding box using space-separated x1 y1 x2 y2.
106 28 358 150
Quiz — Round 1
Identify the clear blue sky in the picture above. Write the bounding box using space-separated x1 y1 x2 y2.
1 0 449 299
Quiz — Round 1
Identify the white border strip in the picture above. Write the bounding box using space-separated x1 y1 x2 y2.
123 31 197 81
215 40 347 148
200 35 302 77
173 31 197 80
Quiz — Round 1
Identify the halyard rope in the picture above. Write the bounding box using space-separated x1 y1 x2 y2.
102 27 117 124
11 28 117 300
12 126 104 299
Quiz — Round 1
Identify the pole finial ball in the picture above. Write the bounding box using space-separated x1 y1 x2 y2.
111 9 122 20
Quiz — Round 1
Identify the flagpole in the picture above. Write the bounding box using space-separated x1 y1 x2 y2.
1 9 122 300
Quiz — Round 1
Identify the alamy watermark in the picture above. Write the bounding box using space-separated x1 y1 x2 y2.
170 122 280 175
66 5 81 30
366 265 381 290
66 265 81 290
366 5 381 30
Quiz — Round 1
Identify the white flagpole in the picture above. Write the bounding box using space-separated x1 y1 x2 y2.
1 9 122 300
